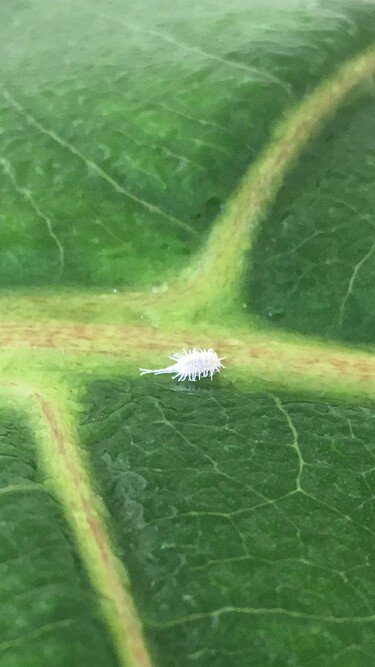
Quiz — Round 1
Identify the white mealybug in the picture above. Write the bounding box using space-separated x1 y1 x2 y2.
139 348 225 381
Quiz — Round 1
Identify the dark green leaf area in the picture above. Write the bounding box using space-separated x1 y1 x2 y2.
0 407 117 667
81 378 375 666
0 0 374 288
247 95 375 345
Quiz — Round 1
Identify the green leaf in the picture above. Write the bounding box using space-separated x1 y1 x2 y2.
0 406 117 666
0 0 373 288
0 1 374 666
81 378 375 667
247 95 375 345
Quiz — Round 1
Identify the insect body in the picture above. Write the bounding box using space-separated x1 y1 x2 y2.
139 348 225 381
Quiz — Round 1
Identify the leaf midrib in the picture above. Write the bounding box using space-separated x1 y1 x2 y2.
0 383 152 667
0 320 374 398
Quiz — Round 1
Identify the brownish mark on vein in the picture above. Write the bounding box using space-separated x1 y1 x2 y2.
0 323 374 391
0 381 152 667
37 393 150 666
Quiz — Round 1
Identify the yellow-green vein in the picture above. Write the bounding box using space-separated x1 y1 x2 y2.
176 42 375 310
0 382 152 667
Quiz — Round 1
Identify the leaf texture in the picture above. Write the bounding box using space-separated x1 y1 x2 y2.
0 1 374 665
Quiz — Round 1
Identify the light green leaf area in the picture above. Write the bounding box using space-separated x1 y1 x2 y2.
81 378 375 666
0 0 373 288
247 94 375 345
0 406 117 666
0 1 374 666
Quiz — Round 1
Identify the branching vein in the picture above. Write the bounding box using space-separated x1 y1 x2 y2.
0 156 65 277
338 240 375 330
0 88 196 237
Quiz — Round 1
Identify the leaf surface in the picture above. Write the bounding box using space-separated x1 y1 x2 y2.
81 379 375 667
0 406 117 666
0 0 373 288
248 95 375 344
0 1 374 666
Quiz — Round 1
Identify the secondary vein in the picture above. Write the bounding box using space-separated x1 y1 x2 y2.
0 382 152 667
0 88 196 237
177 42 375 306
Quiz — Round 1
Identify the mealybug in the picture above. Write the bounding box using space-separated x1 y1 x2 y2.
139 348 225 381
